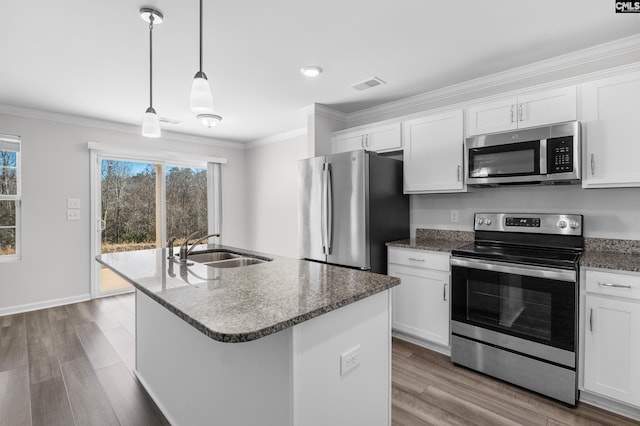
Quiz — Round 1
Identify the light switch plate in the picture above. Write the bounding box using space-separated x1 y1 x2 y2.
67 209 80 221
67 198 80 209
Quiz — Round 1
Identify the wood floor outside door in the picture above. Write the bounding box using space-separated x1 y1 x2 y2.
0 294 638 425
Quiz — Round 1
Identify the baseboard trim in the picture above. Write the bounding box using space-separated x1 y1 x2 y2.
134 369 178 426
392 330 451 357
579 390 640 422
0 294 91 316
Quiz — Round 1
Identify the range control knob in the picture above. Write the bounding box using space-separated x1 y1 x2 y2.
570 220 580 229
476 217 484 226
558 220 568 229
485 219 492 225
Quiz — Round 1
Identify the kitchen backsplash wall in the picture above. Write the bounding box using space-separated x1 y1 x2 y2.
411 184 640 240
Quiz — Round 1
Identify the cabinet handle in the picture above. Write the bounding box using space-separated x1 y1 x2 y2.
598 282 631 289
365 134 369 148
510 105 515 123
589 308 593 332
443 283 448 301
408 257 425 262
590 153 595 176
518 103 524 122
457 165 461 182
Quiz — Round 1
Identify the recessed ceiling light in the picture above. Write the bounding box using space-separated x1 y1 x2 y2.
300 66 323 77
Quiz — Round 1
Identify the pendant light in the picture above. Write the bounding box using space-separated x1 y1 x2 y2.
140 8 163 138
190 0 215 115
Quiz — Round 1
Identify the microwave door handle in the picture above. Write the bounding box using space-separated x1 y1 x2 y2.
539 139 547 174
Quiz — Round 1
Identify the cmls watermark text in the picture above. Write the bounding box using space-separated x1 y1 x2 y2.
616 1 640 12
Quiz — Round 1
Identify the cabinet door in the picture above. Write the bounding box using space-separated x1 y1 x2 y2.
331 131 365 154
364 122 402 152
517 86 576 129
584 294 640 407
582 71 640 188
388 264 450 346
403 110 465 193
466 97 517 136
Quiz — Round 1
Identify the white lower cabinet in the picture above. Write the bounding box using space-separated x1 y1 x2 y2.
388 247 450 347
583 269 640 408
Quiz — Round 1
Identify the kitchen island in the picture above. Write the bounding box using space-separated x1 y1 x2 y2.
97 245 399 426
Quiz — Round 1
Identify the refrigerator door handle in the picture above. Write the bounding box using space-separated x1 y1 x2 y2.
326 163 333 254
321 163 327 254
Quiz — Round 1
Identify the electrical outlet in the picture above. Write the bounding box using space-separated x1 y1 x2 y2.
67 209 80 221
67 198 81 209
340 345 360 376
450 209 459 223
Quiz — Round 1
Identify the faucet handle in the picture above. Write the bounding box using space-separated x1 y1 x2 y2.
167 236 178 259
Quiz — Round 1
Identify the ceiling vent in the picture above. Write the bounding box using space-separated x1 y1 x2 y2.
352 77 386 91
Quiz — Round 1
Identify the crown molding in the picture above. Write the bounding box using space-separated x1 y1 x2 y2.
245 127 307 149
301 103 348 122
0 104 244 150
346 34 640 123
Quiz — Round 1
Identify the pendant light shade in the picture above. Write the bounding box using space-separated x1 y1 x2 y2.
142 107 161 138
190 71 214 114
190 0 219 121
140 8 163 138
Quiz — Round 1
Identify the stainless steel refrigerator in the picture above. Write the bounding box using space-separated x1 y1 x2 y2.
298 150 409 274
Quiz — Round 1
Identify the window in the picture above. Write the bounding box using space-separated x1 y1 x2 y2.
0 134 21 260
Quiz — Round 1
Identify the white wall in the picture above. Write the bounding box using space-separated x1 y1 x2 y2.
244 134 308 258
411 185 640 240
0 112 245 313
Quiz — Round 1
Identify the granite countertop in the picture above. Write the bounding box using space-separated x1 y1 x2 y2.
386 229 474 252
96 245 399 343
581 238 640 272
386 229 640 273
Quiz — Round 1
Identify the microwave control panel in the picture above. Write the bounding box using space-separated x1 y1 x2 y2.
547 136 574 174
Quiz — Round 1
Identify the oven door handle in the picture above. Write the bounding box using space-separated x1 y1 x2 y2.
450 257 576 282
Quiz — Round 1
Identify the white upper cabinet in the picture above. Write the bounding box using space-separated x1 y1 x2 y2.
403 109 465 193
331 122 401 154
581 71 640 188
466 86 577 136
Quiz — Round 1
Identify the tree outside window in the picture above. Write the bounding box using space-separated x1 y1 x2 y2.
0 137 20 258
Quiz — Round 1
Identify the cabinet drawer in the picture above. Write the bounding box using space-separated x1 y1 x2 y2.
585 270 640 301
388 247 449 271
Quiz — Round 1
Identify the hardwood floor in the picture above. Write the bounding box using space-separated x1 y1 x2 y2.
0 293 167 426
392 337 640 426
1 295 638 425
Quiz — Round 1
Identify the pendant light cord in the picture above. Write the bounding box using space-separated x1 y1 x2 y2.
199 0 203 73
149 16 154 109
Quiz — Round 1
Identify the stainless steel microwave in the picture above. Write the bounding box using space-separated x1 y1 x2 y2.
464 121 581 186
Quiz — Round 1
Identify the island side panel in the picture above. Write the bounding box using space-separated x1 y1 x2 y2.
135 291 293 426
292 289 392 426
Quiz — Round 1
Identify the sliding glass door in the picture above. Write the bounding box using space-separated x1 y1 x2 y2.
92 155 214 298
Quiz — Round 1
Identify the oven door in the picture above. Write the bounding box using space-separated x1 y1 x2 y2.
450 257 576 367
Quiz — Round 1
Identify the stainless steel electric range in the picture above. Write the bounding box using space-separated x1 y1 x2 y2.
450 213 583 405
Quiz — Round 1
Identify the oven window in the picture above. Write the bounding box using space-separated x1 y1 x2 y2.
469 140 540 178
452 267 575 351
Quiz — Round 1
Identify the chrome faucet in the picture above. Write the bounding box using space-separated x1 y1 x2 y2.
179 232 221 263
167 236 178 259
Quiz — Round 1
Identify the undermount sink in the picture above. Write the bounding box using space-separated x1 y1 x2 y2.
188 249 270 268
207 257 266 268
188 251 239 263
